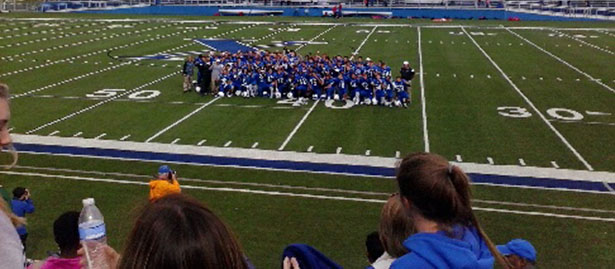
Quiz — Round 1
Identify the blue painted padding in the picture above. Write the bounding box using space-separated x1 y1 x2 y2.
195 39 255 53
13 142 612 193
75 6 603 22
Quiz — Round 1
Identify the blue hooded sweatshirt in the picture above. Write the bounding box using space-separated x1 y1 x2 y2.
391 225 494 269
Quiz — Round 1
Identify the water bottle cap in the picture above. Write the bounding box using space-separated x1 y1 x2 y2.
82 198 95 207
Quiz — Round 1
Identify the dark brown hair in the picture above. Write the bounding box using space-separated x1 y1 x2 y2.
396 152 509 268
119 194 248 269
379 194 414 258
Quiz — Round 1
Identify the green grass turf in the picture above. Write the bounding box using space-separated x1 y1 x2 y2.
1 153 615 268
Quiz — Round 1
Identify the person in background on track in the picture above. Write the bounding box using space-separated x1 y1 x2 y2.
392 152 509 269
497 239 537 269
29 211 81 269
11 187 35 252
149 165 181 202
182 56 194 93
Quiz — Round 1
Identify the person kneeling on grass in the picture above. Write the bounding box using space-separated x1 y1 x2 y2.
149 165 181 202
29 211 81 269
497 239 537 269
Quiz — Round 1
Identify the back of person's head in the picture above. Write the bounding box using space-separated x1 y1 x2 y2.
365 231 384 264
119 194 248 269
12 187 25 199
379 193 414 258
53 211 80 254
396 152 508 267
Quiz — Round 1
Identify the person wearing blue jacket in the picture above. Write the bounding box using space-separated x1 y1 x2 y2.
11 187 34 252
392 153 509 269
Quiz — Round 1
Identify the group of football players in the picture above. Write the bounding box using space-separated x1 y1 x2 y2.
186 49 415 108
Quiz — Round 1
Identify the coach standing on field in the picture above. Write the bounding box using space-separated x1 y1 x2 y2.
400 61 415 82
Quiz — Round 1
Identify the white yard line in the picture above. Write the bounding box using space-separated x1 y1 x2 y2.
26 71 179 135
550 28 615 55
251 142 259 149
197 139 207 146
506 28 615 94
295 25 337 51
278 100 319 151
418 27 430 153
2 170 614 222
93 133 106 140
350 26 377 61
145 97 220 143
462 27 594 171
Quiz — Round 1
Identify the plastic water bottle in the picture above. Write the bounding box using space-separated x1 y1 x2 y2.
79 198 106 269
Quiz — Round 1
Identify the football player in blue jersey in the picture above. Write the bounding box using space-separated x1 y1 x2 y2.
393 76 410 108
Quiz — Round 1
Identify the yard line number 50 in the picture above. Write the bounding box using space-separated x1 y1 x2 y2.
86 89 161 100
497 106 584 121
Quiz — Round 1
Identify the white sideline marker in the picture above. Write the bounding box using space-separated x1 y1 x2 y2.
551 161 560 169
119 135 131 141
307 146 314 152
94 133 106 140
519 158 526 166
456 155 463 162
336 147 342 154
197 139 207 146
395 151 400 158
48 130 60 136
487 157 494 165
171 138 180 144
72 132 82 137
365 150 371 156
224 141 232 147
418 27 430 153
251 142 259 149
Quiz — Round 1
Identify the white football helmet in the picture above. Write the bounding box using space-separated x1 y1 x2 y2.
333 94 340 101
371 97 378 106
287 92 294 99
217 91 225 98
275 92 282 99
364 98 372 105
195 86 201 93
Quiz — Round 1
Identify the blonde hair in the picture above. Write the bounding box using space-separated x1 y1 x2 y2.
379 193 415 258
0 83 9 99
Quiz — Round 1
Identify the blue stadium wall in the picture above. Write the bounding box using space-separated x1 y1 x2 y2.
75 6 599 21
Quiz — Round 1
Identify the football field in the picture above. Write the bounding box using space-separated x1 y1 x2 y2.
1 13 614 268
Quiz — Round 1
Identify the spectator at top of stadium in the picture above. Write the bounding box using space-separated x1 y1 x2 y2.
497 239 537 269
84 194 252 269
29 211 81 269
373 193 415 269
149 165 181 202
12 186 35 252
0 83 26 269
392 152 509 269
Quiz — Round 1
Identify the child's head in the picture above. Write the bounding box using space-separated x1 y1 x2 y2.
365 231 384 264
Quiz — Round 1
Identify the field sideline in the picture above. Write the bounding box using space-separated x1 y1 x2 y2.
0 13 614 268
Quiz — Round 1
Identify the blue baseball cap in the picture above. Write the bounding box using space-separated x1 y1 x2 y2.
497 239 536 263
158 165 171 174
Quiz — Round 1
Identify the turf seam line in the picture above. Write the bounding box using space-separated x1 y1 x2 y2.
144 97 220 143
461 26 594 172
506 28 615 94
418 27 430 153
3 170 614 222
277 99 320 151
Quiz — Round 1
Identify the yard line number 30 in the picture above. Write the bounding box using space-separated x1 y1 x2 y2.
497 106 584 121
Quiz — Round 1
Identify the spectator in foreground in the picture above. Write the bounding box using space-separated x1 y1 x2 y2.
12 187 35 252
149 165 181 202
365 232 384 268
392 152 508 268
83 194 250 268
373 193 415 269
0 83 26 268
497 239 537 269
29 211 81 269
